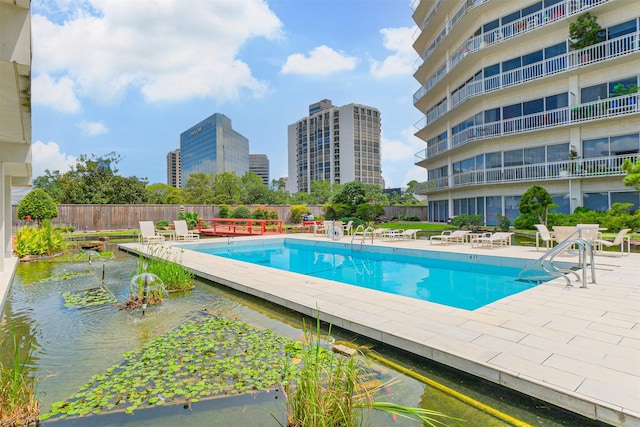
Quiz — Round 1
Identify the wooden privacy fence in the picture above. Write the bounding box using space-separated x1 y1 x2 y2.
11 204 428 232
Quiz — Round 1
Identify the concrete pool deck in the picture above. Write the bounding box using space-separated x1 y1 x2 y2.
122 236 635 425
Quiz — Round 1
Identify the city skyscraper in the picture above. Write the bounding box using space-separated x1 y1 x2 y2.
166 149 181 188
287 99 383 194
412 0 639 224
249 154 270 186
179 113 249 187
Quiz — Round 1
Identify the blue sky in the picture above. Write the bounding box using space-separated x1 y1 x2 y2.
30 0 426 190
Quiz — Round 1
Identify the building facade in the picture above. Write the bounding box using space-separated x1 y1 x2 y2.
412 0 640 224
180 113 249 187
287 99 383 194
166 149 181 188
249 154 270 186
0 0 31 277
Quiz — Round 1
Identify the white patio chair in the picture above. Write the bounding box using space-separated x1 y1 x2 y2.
429 230 469 244
173 220 200 241
139 221 165 244
399 229 419 240
534 224 556 251
593 229 631 256
471 232 513 248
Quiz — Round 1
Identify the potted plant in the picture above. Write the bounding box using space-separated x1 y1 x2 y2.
569 12 605 63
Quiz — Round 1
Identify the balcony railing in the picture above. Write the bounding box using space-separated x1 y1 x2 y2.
415 92 639 162
414 0 611 104
421 154 638 193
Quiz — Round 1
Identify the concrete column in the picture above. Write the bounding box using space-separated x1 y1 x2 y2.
0 165 6 271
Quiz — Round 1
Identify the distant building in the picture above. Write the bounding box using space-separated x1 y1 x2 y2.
287 99 383 194
249 154 269 186
412 0 640 224
180 113 249 187
166 149 181 188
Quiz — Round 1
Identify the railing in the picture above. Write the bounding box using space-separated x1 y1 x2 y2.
415 92 639 161
198 218 283 235
414 0 612 104
444 154 638 189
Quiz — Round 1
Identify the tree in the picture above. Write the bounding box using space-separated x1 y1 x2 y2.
213 172 243 204
241 172 271 205
33 169 64 202
569 12 604 50
518 185 554 225
146 183 184 204
17 188 58 226
183 173 216 204
309 180 339 205
621 157 640 192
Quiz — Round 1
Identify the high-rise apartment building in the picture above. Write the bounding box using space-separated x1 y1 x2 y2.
412 0 639 224
249 154 270 186
287 99 383 194
166 149 181 188
0 0 31 277
180 113 249 187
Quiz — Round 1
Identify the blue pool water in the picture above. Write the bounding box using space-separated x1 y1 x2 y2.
187 239 537 310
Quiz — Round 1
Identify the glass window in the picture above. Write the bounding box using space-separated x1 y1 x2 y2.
523 50 543 65
583 138 609 158
483 19 499 32
611 192 639 211
524 98 544 115
503 103 522 119
581 84 607 103
544 0 562 5
486 152 502 168
610 134 639 155
504 149 523 166
609 77 638 97
502 11 520 25
505 196 520 224
544 42 567 58
608 19 637 39
552 194 570 214
524 146 545 164
547 143 569 161
484 108 500 122
583 193 608 211
545 93 568 110
502 57 521 72
476 154 484 169
522 2 542 17
484 64 500 77
486 196 502 226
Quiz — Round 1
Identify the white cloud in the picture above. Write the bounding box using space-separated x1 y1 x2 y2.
31 73 81 113
76 120 108 136
32 141 77 178
31 0 282 105
370 27 417 78
281 45 357 76
381 127 426 188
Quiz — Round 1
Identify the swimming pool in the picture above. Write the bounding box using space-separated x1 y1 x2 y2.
183 238 539 310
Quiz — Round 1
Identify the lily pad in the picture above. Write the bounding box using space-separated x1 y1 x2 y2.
61 286 118 308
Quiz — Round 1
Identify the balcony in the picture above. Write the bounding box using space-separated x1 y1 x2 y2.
415 92 639 162
414 0 612 105
418 153 638 194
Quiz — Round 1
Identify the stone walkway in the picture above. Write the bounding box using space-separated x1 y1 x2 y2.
123 235 637 426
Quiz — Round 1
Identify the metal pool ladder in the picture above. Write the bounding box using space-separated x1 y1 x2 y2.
351 225 374 247
518 238 596 288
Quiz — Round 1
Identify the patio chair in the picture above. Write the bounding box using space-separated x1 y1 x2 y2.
399 229 419 240
343 220 354 235
429 230 469 244
372 228 390 239
471 232 513 248
577 224 602 246
534 224 556 251
173 220 200 241
593 228 631 256
139 221 165 244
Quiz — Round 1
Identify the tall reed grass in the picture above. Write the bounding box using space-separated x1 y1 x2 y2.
137 245 194 292
0 330 39 427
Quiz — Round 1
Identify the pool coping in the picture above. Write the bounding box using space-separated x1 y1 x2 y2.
120 234 640 427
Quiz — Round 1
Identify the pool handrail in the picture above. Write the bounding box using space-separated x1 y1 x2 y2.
351 224 374 246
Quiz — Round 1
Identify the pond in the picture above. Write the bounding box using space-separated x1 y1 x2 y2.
0 247 606 426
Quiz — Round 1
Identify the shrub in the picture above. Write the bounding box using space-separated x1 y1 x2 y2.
251 205 271 219
231 205 251 219
451 214 484 229
354 203 385 222
178 211 199 228
288 205 309 223
155 220 169 228
496 213 511 231
17 189 58 226
218 204 231 218
267 210 279 220
14 221 66 258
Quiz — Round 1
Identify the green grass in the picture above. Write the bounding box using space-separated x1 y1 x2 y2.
0 330 39 426
378 222 455 231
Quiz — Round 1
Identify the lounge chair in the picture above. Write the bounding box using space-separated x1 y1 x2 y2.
534 224 556 251
343 221 354 235
429 230 469 244
471 232 513 248
576 224 602 246
399 229 419 240
372 228 390 239
139 221 165 244
593 228 631 256
173 220 200 241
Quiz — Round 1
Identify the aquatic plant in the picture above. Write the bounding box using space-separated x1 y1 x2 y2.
41 314 297 420
137 246 194 292
279 316 462 427
0 330 40 427
61 286 118 308
14 220 67 258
